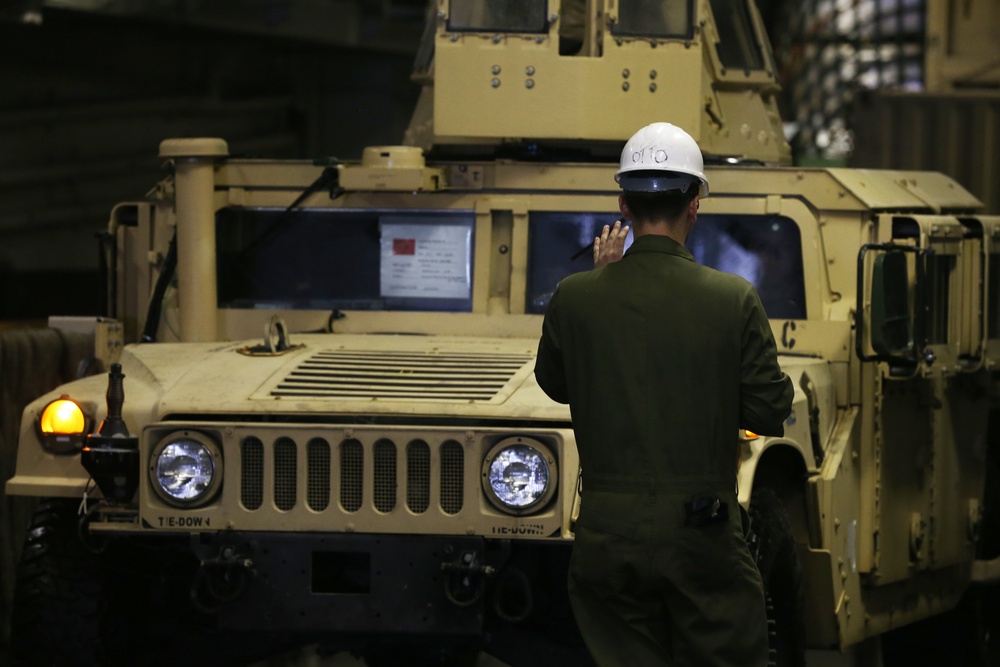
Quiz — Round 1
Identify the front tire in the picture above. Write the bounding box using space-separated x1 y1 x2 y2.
747 487 807 667
11 498 291 667
11 498 125 666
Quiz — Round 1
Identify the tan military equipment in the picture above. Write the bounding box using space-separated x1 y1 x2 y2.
8 1 999 665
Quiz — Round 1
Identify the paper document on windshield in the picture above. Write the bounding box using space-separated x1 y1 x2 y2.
379 220 472 300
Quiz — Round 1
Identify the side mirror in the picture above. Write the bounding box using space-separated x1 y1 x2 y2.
870 250 913 358
857 244 920 365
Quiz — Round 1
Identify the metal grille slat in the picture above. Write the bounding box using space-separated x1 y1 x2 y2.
407 440 431 513
311 350 526 363
373 439 397 513
440 440 464 515
340 439 364 512
296 366 523 375
286 374 515 386
272 388 499 399
274 438 297 511
241 437 264 510
299 362 523 374
307 438 330 511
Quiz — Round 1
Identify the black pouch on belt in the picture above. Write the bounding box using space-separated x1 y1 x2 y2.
684 495 729 527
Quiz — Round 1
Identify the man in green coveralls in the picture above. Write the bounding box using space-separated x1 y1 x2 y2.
534 122 793 666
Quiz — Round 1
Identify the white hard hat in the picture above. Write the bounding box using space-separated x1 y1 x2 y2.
615 122 709 197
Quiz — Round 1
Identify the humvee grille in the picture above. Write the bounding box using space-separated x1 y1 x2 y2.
236 433 468 517
270 350 533 401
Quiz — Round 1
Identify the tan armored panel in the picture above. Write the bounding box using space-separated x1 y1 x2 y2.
925 0 1000 91
408 0 791 165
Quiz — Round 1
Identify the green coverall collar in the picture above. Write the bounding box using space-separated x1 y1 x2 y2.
623 233 695 262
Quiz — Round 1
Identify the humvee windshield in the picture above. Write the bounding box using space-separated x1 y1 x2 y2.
216 207 475 312
527 212 805 319
215 208 804 321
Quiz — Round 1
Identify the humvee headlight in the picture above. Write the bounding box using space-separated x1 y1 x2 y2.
482 437 557 514
150 432 222 507
38 397 90 453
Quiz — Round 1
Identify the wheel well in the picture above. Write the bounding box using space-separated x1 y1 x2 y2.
751 444 810 546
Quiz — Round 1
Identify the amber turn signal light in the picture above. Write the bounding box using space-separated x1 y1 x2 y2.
38 397 89 453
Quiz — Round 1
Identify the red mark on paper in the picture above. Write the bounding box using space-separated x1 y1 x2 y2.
393 238 416 255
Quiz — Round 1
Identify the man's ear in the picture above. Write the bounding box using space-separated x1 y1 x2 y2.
619 195 632 221
687 195 699 222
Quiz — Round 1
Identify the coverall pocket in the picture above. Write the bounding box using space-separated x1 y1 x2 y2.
570 526 623 577
674 521 744 590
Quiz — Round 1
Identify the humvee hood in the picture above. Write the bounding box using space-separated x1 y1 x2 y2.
121 333 567 421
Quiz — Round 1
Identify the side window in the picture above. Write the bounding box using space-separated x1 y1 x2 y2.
924 253 955 344
708 0 766 70
611 0 693 39
885 216 963 352
990 252 1000 339
689 214 806 319
447 0 548 33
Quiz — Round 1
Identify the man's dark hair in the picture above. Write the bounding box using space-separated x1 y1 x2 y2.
622 177 699 223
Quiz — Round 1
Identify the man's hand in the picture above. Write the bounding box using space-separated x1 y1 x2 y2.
594 220 630 268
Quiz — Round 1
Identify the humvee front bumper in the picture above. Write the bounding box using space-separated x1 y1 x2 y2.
194 532 500 635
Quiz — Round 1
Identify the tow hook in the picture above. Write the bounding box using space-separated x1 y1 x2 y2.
441 549 494 608
190 544 255 613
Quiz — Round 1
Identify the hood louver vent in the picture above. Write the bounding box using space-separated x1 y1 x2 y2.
271 350 534 402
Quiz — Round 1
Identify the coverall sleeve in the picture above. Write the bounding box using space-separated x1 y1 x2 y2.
534 290 569 404
739 287 793 436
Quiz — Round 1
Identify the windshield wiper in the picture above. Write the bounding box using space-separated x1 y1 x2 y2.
243 158 344 256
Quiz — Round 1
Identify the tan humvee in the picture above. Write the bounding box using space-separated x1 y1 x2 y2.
7 1 1000 665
